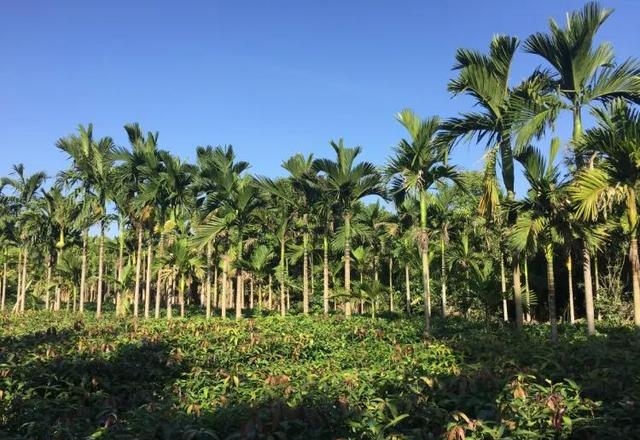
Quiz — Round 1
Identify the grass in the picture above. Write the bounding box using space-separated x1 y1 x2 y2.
0 311 639 439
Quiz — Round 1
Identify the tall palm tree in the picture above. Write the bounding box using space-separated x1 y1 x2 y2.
571 100 640 327
256 178 297 316
443 35 558 329
524 1 640 335
386 110 460 334
114 123 161 317
43 186 80 311
1 164 47 313
508 141 567 342
57 124 114 316
314 139 386 317
195 146 259 319
282 153 318 315
193 145 251 318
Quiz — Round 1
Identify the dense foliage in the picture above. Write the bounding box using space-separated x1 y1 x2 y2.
1 312 639 439
2 2 640 438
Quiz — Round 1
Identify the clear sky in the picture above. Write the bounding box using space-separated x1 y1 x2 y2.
2 0 639 196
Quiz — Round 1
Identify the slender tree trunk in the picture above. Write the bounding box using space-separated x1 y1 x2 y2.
323 234 329 315
236 273 243 320
583 246 596 336
221 255 228 318
206 242 212 318
523 256 531 322
155 235 165 319
133 227 143 318
213 264 219 312
440 234 447 317
280 240 286 317
303 214 309 315
236 238 243 320
167 273 173 319
180 275 185 318
500 252 508 321
249 277 254 309
512 253 523 329
567 254 575 324
116 223 124 316
344 213 352 317
268 274 273 310
405 264 411 314
79 229 88 314
630 237 640 327
14 249 22 314
55 250 62 312
20 247 29 313
545 245 558 343
419 192 430 334
144 239 153 319
2 261 7 312
96 221 105 318
594 253 601 321
389 257 394 312
45 255 52 311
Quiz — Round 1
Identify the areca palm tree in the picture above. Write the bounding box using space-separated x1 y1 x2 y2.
57 124 114 316
247 244 275 309
43 186 81 311
524 1 640 335
443 34 559 329
195 146 259 319
314 139 386 317
1 164 47 313
114 123 162 317
508 141 567 342
193 145 251 318
386 110 459 333
282 154 318 315
571 100 640 327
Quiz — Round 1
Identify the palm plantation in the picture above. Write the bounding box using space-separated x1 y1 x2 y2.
2 2 640 438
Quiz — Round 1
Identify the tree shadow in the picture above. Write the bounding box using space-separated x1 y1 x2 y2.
0 316 639 439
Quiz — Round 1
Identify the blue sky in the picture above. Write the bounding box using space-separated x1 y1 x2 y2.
1 0 639 197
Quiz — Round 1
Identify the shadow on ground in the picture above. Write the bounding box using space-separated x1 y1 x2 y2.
0 315 638 439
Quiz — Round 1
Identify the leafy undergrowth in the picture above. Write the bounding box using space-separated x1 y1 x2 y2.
0 313 639 439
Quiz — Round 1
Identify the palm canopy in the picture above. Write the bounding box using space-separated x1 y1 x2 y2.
313 139 387 214
524 2 640 111
387 109 461 202
193 145 250 214
571 99 640 230
56 124 114 209
1 164 47 208
444 35 557 204
508 140 567 254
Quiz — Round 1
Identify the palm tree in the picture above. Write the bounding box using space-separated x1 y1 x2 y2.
114 123 162 317
508 141 567 342
386 110 460 333
282 154 318 315
195 146 259 319
1 164 47 313
161 235 204 318
443 36 557 329
524 1 640 335
41 186 79 311
193 145 251 318
247 244 275 309
314 139 386 317
571 100 640 327
57 124 114 316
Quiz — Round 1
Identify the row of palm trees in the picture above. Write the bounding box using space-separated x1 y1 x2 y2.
1 2 640 341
